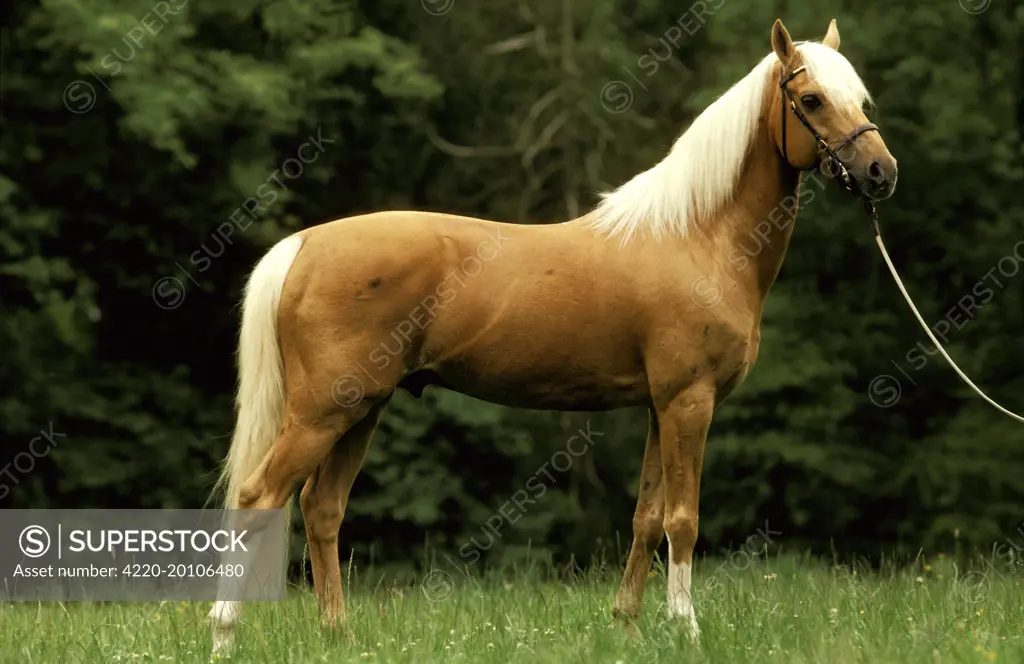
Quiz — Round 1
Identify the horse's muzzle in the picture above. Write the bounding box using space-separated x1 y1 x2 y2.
859 156 898 201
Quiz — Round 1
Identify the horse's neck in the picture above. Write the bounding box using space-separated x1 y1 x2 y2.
712 125 803 312
569 118 802 314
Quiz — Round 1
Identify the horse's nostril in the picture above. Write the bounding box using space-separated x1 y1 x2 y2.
868 161 883 182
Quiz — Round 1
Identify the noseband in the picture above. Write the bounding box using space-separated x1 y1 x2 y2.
779 66 878 200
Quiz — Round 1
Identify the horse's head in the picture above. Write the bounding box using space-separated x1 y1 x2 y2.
770 19 897 201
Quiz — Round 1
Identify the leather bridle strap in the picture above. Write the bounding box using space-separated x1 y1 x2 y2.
833 123 880 155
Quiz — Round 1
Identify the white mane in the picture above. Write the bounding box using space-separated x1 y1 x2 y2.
588 42 873 243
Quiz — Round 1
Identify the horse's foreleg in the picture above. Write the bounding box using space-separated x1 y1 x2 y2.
300 398 389 629
612 410 664 624
657 383 714 642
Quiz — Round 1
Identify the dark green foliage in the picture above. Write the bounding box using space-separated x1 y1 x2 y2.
2 0 1023 578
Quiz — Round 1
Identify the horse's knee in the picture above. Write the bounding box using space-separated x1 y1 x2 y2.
633 504 665 551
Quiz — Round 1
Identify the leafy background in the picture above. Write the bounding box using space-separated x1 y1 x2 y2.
2 0 1023 580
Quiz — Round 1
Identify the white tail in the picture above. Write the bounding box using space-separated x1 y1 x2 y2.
208 234 303 656
215 234 304 509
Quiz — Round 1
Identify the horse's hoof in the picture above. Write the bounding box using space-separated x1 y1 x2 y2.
665 607 701 644
319 615 355 642
209 627 234 660
612 608 643 638
679 616 701 644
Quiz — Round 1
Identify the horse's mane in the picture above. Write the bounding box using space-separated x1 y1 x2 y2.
588 42 873 244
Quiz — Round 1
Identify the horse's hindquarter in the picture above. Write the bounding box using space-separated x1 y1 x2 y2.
285 212 652 411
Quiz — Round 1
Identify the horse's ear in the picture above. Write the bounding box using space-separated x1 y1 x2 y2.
771 19 796 67
823 19 840 51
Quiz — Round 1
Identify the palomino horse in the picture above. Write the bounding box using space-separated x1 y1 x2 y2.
208 18 896 654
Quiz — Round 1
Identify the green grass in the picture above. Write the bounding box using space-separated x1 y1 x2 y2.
3 554 1022 663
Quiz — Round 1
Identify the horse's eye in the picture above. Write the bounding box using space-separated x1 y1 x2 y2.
800 94 822 111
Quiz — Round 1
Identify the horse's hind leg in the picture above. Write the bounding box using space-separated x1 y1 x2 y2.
209 400 378 654
613 410 664 625
300 397 390 628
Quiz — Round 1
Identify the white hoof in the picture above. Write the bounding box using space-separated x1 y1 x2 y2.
683 611 701 643
210 625 234 659
667 604 701 643
208 600 239 658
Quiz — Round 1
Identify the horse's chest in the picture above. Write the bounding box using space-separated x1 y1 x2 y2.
648 318 760 406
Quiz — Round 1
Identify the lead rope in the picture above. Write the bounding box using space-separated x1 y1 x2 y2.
866 206 1024 423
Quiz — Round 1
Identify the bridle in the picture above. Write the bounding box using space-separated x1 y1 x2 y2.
777 64 1024 424
778 65 879 207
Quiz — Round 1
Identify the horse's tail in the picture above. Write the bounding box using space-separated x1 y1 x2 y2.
214 234 304 510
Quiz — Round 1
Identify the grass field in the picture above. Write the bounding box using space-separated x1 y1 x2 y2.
4 553 1022 663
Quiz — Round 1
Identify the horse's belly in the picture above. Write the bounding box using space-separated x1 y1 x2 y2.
432 368 651 411
423 341 650 410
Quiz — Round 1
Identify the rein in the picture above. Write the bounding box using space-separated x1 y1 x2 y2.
779 66 1024 424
